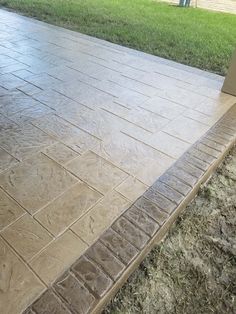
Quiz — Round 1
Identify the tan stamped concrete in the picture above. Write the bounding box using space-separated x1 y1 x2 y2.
0 9 236 314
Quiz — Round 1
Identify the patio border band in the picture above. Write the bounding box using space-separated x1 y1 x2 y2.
24 103 236 314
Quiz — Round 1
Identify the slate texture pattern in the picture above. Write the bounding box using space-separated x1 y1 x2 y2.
0 9 235 314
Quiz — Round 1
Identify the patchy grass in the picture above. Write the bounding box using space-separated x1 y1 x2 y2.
0 0 236 75
105 145 236 314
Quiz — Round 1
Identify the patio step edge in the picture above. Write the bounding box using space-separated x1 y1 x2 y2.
23 103 236 314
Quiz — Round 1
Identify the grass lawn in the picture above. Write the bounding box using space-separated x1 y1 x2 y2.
0 0 236 75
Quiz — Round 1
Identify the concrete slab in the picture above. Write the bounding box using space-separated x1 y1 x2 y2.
0 9 235 314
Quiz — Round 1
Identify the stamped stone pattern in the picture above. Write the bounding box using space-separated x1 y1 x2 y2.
0 114 18 132
135 196 169 225
0 153 78 214
86 241 126 280
0 147 19 173
35 182 102 236
66 151 128 194
25 104 236 314
72 255 113 297
0 8 236 314
31 290 71 314
0 238 45 314
124 205 159 236
0 189 25 231
113 216 150 250
43 142 79 165
2 213 53 261
0 124 56 161
54 272 96 314
115 176 148 201
71 191 131 245
29 230 88 285
100 229 139 265
33 114 100 154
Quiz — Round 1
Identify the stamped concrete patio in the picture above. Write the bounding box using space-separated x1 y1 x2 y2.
0 9 236 314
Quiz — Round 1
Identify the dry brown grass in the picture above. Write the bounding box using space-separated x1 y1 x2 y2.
105 146 236 314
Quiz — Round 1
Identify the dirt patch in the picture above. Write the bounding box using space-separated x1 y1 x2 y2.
104 145 236 314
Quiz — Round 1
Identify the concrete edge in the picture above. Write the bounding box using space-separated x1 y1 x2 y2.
92 116 236 314
23 103 236 314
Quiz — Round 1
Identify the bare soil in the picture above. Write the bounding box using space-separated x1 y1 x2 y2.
104 145 236 314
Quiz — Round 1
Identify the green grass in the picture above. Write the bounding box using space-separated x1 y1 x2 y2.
1 0 236 75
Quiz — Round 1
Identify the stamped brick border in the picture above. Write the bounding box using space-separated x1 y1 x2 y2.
24 104 236 314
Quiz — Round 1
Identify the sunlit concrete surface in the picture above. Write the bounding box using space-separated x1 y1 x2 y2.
0 9 235 314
